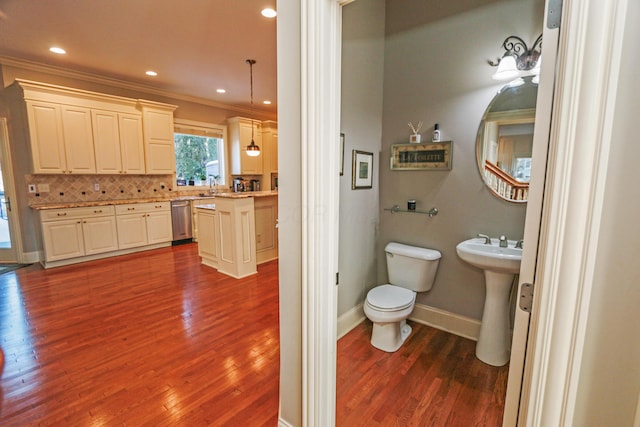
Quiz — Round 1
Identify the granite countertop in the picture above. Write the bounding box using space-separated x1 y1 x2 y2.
215 190 279 199
30 191 277 210
195 204 216 211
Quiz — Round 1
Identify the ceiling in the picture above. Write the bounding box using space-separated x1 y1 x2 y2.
0 0 277 113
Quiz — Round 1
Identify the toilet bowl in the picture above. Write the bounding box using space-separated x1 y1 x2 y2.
364 242 441 352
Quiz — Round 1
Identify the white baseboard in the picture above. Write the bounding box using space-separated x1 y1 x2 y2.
278 417 295 427
336 303 365 339
409 303 481 341
336 301 480 342
20 250 41 264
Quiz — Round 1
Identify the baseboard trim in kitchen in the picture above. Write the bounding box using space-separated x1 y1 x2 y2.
40 242 171 269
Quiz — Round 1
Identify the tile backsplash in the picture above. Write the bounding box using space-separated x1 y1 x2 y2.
26 174 212 206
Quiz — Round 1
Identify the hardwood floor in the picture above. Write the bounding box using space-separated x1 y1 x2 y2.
0 243 508 426
0 244 280 426
337 322 509 426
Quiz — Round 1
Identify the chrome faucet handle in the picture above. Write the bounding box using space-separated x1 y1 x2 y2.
477 233 491 245
499 235 508 248
515 240 524 249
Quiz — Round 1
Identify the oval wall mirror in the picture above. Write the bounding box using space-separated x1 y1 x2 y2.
476 76 538 203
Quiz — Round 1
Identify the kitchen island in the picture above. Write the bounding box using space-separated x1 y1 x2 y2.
196 191 278 279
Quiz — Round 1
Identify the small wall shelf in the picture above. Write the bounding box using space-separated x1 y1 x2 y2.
384 205 438 217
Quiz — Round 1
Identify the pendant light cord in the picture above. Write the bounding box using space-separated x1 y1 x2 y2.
247 59 256 142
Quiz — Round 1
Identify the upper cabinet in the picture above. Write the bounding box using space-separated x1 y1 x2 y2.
261 120 278 173
227 117 263 175
139 101 178 175
7 79 176 175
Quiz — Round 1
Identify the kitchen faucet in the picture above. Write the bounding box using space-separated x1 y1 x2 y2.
208 175 217 196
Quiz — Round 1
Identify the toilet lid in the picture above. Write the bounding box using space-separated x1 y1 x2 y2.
366 285 415 311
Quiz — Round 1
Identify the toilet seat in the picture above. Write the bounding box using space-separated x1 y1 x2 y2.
366 284 415 312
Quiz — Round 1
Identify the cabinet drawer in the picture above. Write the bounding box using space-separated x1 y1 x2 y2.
115 202 170 215
41 205 115 221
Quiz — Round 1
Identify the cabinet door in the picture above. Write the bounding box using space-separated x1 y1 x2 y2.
42 219 84 261
143 108 176 174
254 197 278 264
60 105 96 173
239 121 263 174
26 101 67 173
82 216 119 255
116 214 148 249
197 210 218 262
119 113 145 174
270 132 278 172
146 210 172 244
92 110 122 174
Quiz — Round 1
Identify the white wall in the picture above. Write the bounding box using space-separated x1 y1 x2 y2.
573 0 640 422
378 0 543 320
276 0 302 424
338 0 385 318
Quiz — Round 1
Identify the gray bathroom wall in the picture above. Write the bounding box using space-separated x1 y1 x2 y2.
338 0 386 318
378 0 544 320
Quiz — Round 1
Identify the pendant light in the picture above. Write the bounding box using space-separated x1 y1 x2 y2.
245 59 261 157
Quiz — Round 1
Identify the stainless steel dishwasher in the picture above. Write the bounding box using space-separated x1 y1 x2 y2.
171 200 193 243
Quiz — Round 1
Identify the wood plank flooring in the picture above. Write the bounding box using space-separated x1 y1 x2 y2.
0 244 280 426
0 243 508 426
337 322 509 426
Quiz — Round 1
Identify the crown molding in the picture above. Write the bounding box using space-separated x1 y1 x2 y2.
0 55 275 119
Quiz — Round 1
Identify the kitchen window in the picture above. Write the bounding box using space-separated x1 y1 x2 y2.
174 119 227 187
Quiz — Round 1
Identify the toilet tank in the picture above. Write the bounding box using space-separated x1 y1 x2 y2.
385 242 441 292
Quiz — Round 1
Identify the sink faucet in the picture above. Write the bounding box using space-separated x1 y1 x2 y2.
208 175 217 196
515 240 524 249
477 234 491 245
499 235 508 248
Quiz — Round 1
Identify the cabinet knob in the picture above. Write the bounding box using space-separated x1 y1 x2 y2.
57 212 67 217
94 210 102 213
128 207 135 211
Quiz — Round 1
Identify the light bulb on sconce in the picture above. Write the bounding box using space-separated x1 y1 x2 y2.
489 34 542 81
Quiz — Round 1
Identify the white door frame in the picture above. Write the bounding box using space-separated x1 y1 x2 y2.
0 118 22 263
298 0 630 424
522 0 630 424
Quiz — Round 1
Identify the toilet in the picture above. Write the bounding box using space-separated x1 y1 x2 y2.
364 242 441 352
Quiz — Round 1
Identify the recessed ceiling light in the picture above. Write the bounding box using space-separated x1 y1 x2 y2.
263 100 272 105
49 47 66 55
216 88 226 94
261 8 277 18
145 70 158 76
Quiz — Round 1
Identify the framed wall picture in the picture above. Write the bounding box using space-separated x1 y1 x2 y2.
340 133 345 176
390 141 453 170
352 150 373 189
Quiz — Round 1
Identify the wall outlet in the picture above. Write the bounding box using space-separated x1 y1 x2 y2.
93 183 100 192
38 183 50 193
28 184 36 193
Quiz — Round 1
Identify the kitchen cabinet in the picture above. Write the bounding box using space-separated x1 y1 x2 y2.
261 121 278 173
227 117 263 175
92 110 145 174
115 202 172 249
8 80 176 175
254 195 278 264
26 101 96 174
196 207 219 268
40 206 118 262
190 198 216 241
140 101 178 174
199 197 256 278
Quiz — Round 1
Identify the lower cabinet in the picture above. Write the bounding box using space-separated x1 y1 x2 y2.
115 202 172 249
41 206 118 262
254 195 278 264
39 202 172 267
196 208 219 268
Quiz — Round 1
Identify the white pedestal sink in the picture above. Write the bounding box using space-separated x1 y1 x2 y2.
456 237 522 366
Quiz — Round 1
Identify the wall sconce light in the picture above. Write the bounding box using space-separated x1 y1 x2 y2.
489 34 542 81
